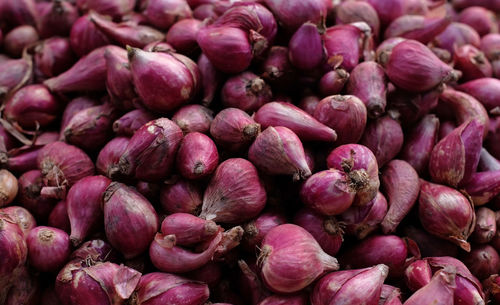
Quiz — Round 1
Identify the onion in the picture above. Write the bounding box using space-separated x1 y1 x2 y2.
364 0 427 27
257 294 308 305
404 259 432 292
457 6 498 36
259 224 339 293
335 1 380 37
403 268 456 305
221 71 272 113
104 47 138 110
457 78 500 114
161 213 218 246
480 33 500 61
340 191 387 239
404 226 458 258
176 132 218 180
261 46 294 85
166 18 201 54
465 170 500 206
471 207 496 244
249 127 311 180
375 37 406 66
0 0 37 28
454 44 493 81
197 53 221 106
1 206 36 236
116 118 183 181
172 104 213 135
484 275 500 304
263 0 326 31
70 239 117 263
26 226 70 272
17 170 57 221
379 285 403 305
461 244 500 280
318 69 350 97
298 95 321 116
288 22 324 70
69 15 111 57
113 109 155 137
384 15 451 44
418 180 475 251
103 182 159 259
37 0 78 39
210 108 260 151
128 47 200 113
360 115 404 167
48 200 70 233
433 22 481 55
129 272 209 305
4 25 39 58
380 160 420 234
311 264 389 305
242 211 286 252
67 175 111 246
60 97 99 135
96 137 129 178
78 0 135 19
0 170 18 207
0 55 32 96
160 177 202 215
143 0 192 31
34 37 75 78
200 158 266 223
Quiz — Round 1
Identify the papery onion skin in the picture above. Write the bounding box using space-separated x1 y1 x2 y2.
172 104 213 135
69 15 111 57
96 137 130 178
210 108 261 151
26 226 71 273
404 259 432 292
340 191 387 240
471 207 496 243
160 177 202 215
1 206 36 236
403 268 456 305
4 25 39 58
176 132 219 180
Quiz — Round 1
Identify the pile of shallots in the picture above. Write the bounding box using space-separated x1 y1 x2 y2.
2 0 500 304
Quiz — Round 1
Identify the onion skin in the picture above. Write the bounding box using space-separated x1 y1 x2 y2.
113 109 155 137
471 207 496 243
67 175 111 247
335 1 380 37
221 72 272 113
176 132 218 180
289 22 324 70
257 293 307 305
404 259 432 292
103 182 159 259
387 87 440 127
78 0 135 19
17 170 57 221
96 137 130 178
249 126 311 180
462 245 500 280
37 0 78 39
380 160 420 234
465 171 500 206
172 104 213 135
429 119 483 187
60 97 99 136
340 191 387 239
4 25 39 58
454 44 493 81
433 22 481 55
1 206 36 236
341 235 417 278
346 61 387 118
379 285 403 305
487 117 500 160
318 69 350 97
161 213 218 246
70 239 117 263
481 33 500 61
5 84 59 129
0 170 18 207
293 208 343 256
210 108 260 151
299 95 321 116
0 0 37 28
26 226 70 273
200 158 266 223
128 47 200 113
404 226 458 258
255 102 337 143
403 268 456 305
104 47 138 109
34 37 75 78
48 200 70 233
143 0 192 31
400 114 440 175
311 264 389 305
322 24 368 72
166 18 201 54
197 53 221 106
69 15 111 57
263 0 326 31
261 46 294 85
117 118 183 181
364 0 427 27
360 115 404 168
479 148 500 171
418 180 475 251
242 211 287 252
457 78 500 114
129 272 209 305
458 6 498 37
0 56 32 95
386 39 461 92
384 15 451 44
259 224 339 294
160 177 202 215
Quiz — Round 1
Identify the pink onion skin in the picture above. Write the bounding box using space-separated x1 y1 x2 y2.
63 103 117 152
4 132 58 174
418 180 475 251
143 0 192 30
322 24 367 72
471 207 496 244
289 22 324 70
452 0 500 12
60 97 99 136
400 114 440 175
67 175 111 247
130 272 209 305
160 213 217 246
5 84 59 129
242 211 287 252
360 115 404 168
5 266 39 305
311 264 389 305
113 109 155 137
403 268 456 305
17 170 56 221
166 18 201 54
465 171 500 206
96 137 130 178
375 37 407 67
462 245 500 280
341 235 416 278
0 170 17 207
340 191 387 239
0 56 32 95
313 95 366 145
176 132 218 180
70 239 117 263
221 72 272 113
386 39 460 92
299 95 321 116
259 224 339 293
0 0 37 28
55 261 141 305
404 259 432 292
200 158 266 223
149 230 222 273
37 0 78 39
458 78 500 113
128 47 200 113
48 200 70 233
380 160 420 234
197 53 221 106
103 182 158 259
346 61 387 118
433 22 481 55
255 102 337 143
142 41 176 53
458 6 498 37
318 69 350 97
69 15 111 57
37 142 95 196
26 226 70 273
249 127 311 180
327 144 380 206
379 285 403 305
44 46 110 93
1 206 36 237
300 169 355 216
34 37 75 78
78 0 135 19
439 88 489 139
257 293 308 305
384 15 451 44
4 25 39 58
364 0 427 27
293 209 343 256
481 33 500 61
263 0 326 31
117 118 183 181
104 47 137 110
429 119 483 187
172 104 213 135
197 26 253 74
261 46 294 85
335 1 380 38
454 44 493 81
90 13 165 49
160 178 202 215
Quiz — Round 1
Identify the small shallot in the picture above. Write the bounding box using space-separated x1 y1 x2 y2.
26 226 70 273
176 132 218 180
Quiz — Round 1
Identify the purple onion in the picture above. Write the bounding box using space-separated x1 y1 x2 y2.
360 115 404 167
176 132 219 180
172 104 213 134
4 25 39 58
166 18 201 54
69 14 111 57
34 37 75 78
288 22 324 70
